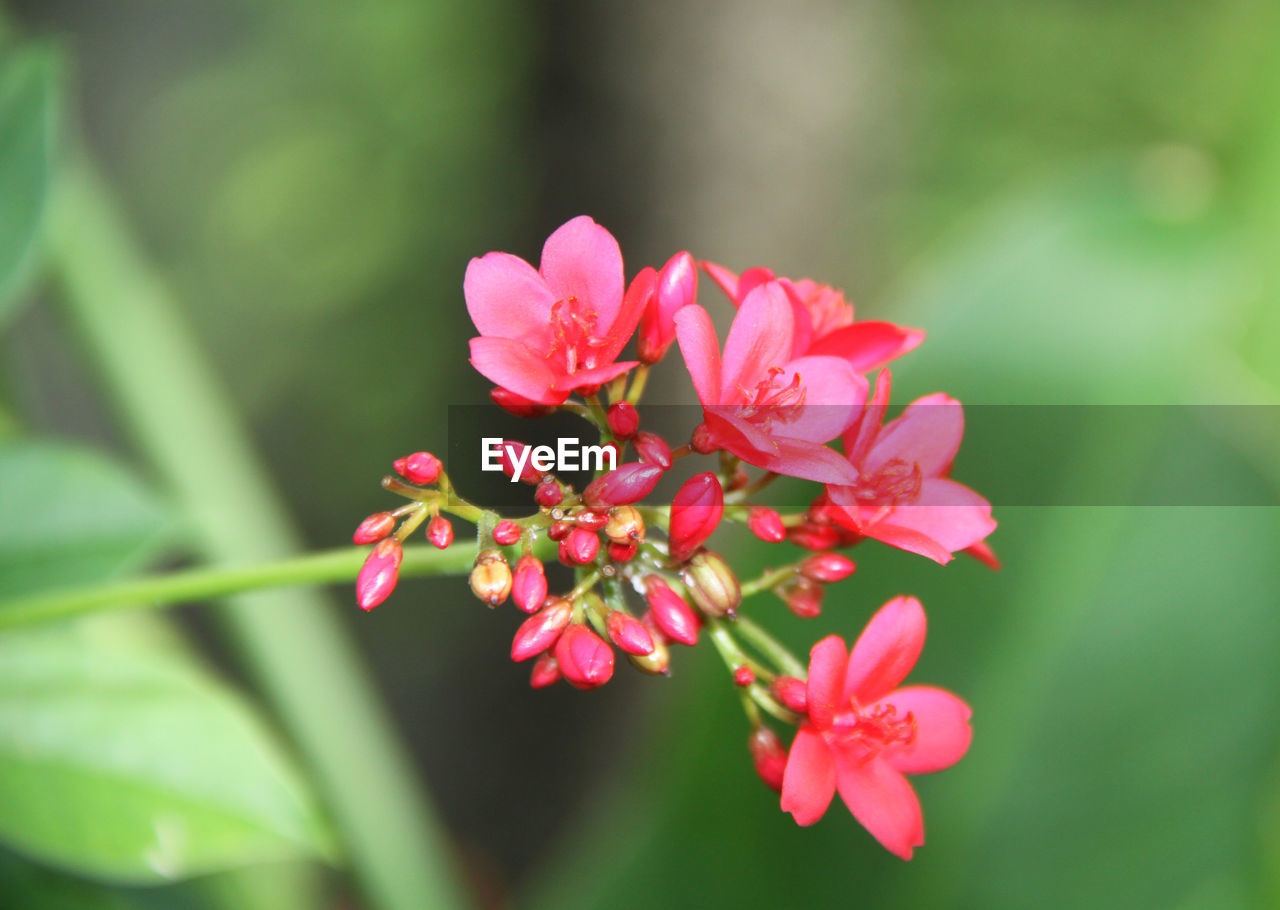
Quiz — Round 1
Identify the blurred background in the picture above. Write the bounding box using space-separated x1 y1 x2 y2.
1 1 1279 908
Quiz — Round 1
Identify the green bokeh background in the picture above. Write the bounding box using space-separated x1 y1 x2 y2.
2 1 1279 908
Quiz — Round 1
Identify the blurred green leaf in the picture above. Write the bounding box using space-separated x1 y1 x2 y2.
0 625 335 884
0 43 60 326
0 440 175 599
0 850 139 910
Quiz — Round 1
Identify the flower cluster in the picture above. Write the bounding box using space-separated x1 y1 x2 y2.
351 216 996 859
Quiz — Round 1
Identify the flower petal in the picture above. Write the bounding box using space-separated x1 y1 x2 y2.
700 259 741 301
807 321 926 373
716 429 860 484
555 361 639 392
866 393 963 478
870 478 997 559
805 635 849 728
842 368 892 464
780 726 837 826
844 595 926 704
674 305 723 405
879 685 973 775
770 356 866 444
464 252 556 344
721 281 795 393
468 336 565 405
540 215 625 327
835 753 924 860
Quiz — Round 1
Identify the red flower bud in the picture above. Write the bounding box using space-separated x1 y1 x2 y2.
681 550 741 618
690 423 718 454
633 431 673 470
512 554 548 613
787 522 841 551
547 520 571 541
426 515 453 549
469 549 512 607
497 440 545 484
638 252 696 363
748 726 788 793
535 479 563 506
628 618 671 675
396 451 441 485
490 386 555 418
554 623 615 690
608 541 637 562
778 576 823 618
492 519 521 546
800 552 856 583
733 666 755 687
353 512 396 545
606 401 640 439
669 472 724 561
604 504 645 544
529 653 562 688
643 575 700 646
560 527 600 565
511 598 573 662
772 675 808 713
356 538 402 611
573 509 609 531
747 507 786 543
605 611 656 656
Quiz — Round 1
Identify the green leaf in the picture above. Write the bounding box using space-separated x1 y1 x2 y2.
0 625 335 884
0 43 60 325
0 439 176 599
0 849 140 910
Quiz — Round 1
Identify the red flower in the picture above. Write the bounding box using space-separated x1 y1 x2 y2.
466 216 649 404
825 370 996 564
702 261 924 372
673 280 866 483
780 596 972 859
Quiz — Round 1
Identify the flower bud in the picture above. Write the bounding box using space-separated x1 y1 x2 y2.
800 552 856 583
778 575 823 619
606 401 640 439
512 554 548 613
608 541 637 562
356 538 402 611
469 549 512 607
547 520 571 541
529 653 562 688
426 515 453 549
353 512 396 545
787 522 841 551
772 675 808 713
396 451 441 485
492 519 521 546
581 462 662 509
681 551 741 618
633 431 673 470
573 509 609 531
605 611 655 656
511 598 573 661
554 623 615 690
535 479 564 506
490 386 555 418
639 252 696 363
733 665 755 687
604 504 645 545
747 507 786 543
628 617 671 675
690 423 718 454
749 726 787 793
643 575 700 645
560 527 600 565
497 440 545 484
669 472 724 561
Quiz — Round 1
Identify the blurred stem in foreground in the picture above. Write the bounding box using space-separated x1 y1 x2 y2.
47 158 471 910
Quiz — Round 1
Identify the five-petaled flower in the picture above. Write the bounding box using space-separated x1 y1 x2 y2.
466 215 651 405
674 280 867 484
781 596 972 859
825 369 996 564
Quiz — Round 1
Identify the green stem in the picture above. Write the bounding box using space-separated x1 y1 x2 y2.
48 157 471 910
733 614 807 679
739 564 799 599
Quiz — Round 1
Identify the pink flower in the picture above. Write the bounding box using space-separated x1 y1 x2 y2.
673 280 866 484
466 216 650 404
825 370 996 564
702 261 924 373
780 596 972 859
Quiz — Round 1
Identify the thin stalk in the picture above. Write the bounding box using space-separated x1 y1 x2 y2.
739 564 799 599
732 614 807 679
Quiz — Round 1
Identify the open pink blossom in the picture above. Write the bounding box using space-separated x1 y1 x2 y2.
466 216 650 404
825 370 996 564
702 261 924 373
780 596 972 859
673 280 865 484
